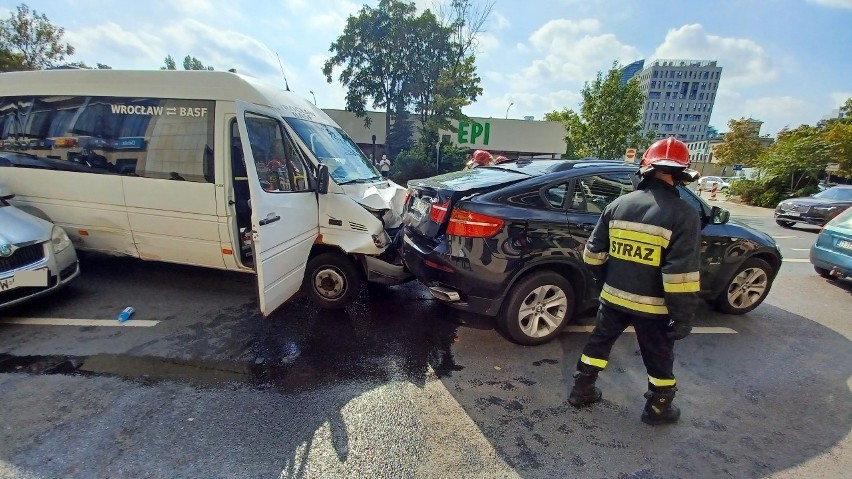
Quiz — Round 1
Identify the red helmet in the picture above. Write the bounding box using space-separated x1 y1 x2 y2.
471 149 493 166
641 137 690 169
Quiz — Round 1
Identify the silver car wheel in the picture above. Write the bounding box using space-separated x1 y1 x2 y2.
726 266 768 309
517 285 568 338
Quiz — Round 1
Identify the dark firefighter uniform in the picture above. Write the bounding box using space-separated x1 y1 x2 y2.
578 176 701 392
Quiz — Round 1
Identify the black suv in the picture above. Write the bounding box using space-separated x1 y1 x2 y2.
402 159 783 345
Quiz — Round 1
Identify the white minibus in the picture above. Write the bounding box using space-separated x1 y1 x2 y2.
0 69 410 315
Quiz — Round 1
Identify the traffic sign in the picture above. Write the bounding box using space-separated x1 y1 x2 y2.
826 163 840 172
733 164 742 171
625 148 636 161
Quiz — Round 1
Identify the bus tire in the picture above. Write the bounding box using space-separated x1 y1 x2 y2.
304 252 363 309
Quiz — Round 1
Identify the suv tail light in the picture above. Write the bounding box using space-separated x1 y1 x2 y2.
429 199 451 223
446 208 504 238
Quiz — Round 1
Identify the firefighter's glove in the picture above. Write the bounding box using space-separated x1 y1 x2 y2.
666 318 692 340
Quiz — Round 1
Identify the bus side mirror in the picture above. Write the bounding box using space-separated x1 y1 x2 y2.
317 164 329 195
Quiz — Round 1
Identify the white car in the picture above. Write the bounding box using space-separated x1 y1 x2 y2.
0 186 80 310
699 176 732 192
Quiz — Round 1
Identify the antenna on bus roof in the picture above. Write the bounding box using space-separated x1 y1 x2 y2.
275 53 291 91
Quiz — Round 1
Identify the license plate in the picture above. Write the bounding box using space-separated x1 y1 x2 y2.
412 197 431 216
784 211 800 217
837 239 852 251
0 268 48 292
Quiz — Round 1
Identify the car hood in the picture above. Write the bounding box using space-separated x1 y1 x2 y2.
340 180 408 229
779 196 852 207
0 205 51 245
712 218 781 255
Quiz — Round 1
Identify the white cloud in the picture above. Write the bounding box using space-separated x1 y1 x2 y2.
65 22 164 67
491 11 510 31
170 0 215 14
652 24 776 87
521 18 640 83
829 91 852 106
475 32 500 59
712 91 817 136
807 0 852 9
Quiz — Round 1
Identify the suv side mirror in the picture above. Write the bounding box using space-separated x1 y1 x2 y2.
316 163 330 195
710 205 730 224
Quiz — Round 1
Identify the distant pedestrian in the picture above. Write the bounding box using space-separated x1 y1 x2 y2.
379 154 391 178
369 153 375 166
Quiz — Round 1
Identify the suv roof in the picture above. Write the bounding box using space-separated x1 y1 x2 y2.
483 158 635 176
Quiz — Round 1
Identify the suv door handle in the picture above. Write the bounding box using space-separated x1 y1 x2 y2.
259 214 281 226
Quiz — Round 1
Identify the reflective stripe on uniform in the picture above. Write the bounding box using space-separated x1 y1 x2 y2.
662 271 701 293
583 247 608 265
648 375 677 387
601 283 669 315
609 220 672 248
581 354 608 369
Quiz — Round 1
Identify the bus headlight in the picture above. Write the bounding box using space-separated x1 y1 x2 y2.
372 232 391 248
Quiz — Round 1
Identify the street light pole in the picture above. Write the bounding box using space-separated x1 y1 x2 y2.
505 102 514 119
309 91 317 105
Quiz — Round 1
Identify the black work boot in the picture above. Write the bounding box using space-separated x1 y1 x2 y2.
568 371 602 408
641 389 681 425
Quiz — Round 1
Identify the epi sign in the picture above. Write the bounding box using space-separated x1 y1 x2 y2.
457 121 491 146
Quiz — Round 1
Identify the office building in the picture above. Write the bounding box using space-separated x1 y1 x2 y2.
620 59 644 85
635 59 723 142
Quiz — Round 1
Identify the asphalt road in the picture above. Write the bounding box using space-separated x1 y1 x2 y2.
1 199 850 479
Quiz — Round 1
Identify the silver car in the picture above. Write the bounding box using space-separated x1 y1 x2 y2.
1 186 80 310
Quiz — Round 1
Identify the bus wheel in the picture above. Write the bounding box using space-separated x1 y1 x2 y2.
304 252 363 309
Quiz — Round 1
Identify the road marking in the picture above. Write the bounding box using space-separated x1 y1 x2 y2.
565 326 737 334
782 259 811 263
772 235 799 239
0 317 160 327
790 248 810 251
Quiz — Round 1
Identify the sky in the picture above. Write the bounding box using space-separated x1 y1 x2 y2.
1 0 850 137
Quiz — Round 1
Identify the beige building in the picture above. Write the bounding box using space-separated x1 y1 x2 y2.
323 109 567 159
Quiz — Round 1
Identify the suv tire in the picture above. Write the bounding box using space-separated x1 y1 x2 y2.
499 271 573 346
775 219 795 228
714 257 774 314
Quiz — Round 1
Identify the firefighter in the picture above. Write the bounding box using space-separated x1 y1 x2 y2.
568 136 702 426
464 149 493 169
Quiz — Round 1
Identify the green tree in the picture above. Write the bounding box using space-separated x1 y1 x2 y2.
713 118 765 168
161 54 213 71
0 3 74 71
757 125 830 192
545 62 653 160
410 0 488 134
162 54 177 70
386 107 414 159
183 55 213 71
323 0 487 155
821 97 852 176
323 0 419 137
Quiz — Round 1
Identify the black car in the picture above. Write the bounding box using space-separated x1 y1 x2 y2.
775 185 852 228
402 159 783 345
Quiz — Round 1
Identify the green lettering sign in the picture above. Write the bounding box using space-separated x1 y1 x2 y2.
456 121 491 146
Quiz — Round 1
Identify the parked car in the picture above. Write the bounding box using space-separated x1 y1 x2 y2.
810 206 852 280
698 176 731 192
775 185 852 228
0 186 80 310
402 159 782 345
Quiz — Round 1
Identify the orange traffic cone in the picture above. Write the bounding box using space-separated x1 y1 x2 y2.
710 183 718 201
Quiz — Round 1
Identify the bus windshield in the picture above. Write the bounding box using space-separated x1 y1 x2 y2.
284 117 381 184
